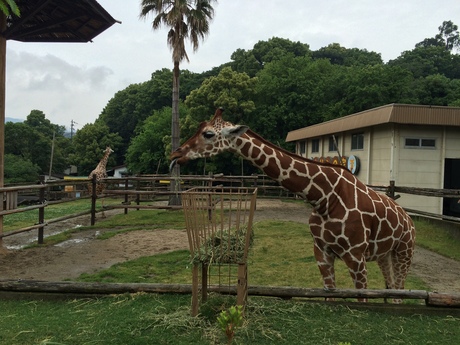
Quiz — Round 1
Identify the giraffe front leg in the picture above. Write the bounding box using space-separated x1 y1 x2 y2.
313 243 336 300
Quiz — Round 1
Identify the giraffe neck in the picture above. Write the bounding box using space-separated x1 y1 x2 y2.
233 130 344 203
96 152 110 171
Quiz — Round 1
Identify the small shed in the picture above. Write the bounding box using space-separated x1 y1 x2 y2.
286 104 460 217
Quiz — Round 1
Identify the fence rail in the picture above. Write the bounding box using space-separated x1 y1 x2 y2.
1 175 460 248
0 280 459 308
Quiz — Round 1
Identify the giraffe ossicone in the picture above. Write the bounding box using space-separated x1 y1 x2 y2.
170 109 416 302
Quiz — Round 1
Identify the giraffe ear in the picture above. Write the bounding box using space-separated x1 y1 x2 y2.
222 125 249 138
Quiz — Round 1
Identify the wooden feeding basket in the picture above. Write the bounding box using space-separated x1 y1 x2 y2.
182 186 258 316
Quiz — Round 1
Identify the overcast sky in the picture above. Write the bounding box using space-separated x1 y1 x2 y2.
5 0 460 130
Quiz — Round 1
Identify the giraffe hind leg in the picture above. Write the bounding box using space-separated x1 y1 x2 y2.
377 254 395 303
313 244 337 300
342 252 368 302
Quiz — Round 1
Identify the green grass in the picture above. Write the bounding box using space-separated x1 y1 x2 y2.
94 208 186 232
75 219 429 294
413 218 460 261
2 198 124 232
1 293 459 345
1 205 460 344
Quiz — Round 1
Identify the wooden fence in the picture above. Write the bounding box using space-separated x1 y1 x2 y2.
1 175 460 248
0 280 459 308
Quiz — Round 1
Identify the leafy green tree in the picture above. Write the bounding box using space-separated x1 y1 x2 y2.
4 154 40 184
25 109 66 137
230 48 261 77
254 55 337 144
392 21 460 79
438 20 460 51
185 66 257 125
68 121 122 175
416 20 460 51
5 111 70 176
389 45 458 79
413 74 457 106
326 64 416 118
230 37 310 77
312 43 383 66
99 68 206 163
126 107 178 174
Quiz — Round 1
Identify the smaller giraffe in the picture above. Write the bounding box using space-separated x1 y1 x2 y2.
88 146 114 217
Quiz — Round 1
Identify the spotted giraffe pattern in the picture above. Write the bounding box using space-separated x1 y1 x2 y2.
170 109 416 301
88 146 114 196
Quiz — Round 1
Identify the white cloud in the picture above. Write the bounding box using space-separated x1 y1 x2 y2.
4 0 460 128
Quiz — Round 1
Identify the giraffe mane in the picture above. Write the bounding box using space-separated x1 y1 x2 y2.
245 129 352 173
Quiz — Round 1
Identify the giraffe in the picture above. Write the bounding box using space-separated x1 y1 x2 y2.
88 146 114 217
170 108 416 302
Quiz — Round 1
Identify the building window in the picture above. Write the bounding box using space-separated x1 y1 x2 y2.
311 139 320 153
299 141 306 155
405 138 436 149
328 135 339 152
351 133 364 150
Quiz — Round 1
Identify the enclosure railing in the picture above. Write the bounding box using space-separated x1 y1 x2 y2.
1 174 460 249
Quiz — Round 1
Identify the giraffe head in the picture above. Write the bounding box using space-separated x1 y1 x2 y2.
104 146 114 155
170 108 248 171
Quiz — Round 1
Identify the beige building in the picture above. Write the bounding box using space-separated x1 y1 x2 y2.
286 104 460 217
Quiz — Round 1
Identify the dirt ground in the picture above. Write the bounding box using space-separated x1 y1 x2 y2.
1 199 459 294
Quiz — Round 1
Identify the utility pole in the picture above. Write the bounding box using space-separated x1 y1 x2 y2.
70 120 77 141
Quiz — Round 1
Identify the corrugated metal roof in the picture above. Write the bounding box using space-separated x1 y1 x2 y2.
286 104 460 142
3 0 119 43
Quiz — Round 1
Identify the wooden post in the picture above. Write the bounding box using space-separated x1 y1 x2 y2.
124 178 128 215
201 263 208 303
136 180 140 211
191 264 199 316
0 14 7 253
38 176 46 244
237 263 247 308
90 175 97 225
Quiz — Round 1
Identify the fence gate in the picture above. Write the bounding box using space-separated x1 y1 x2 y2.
182 186 258 316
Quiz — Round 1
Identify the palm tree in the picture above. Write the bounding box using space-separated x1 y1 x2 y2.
140 0 216 204
0 0 20 16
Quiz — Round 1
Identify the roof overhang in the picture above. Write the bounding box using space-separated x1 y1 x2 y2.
286 104 460 142
2 0 119 43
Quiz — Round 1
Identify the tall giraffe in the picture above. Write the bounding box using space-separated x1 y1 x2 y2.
170 109 416 301
88 146 114 217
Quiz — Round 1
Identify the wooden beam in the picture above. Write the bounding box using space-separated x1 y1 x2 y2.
2 280 459 308
0 14 7 253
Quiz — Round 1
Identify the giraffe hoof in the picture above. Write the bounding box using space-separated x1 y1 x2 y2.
323 287 336 292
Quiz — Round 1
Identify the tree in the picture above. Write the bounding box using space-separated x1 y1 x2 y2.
312 43 383 66
230 37 311 77
254 55 337 144
4 154 40 184
438 20 460 51
5 111 70 176
140 0 217 204
0 0 19 16
185 66 257 125
325 64 416 119
126 106 189 174
68 121 121 175
413 74 457 106
98 68 205 165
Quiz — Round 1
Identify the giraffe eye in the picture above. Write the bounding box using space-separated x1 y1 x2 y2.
202 131 215 139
